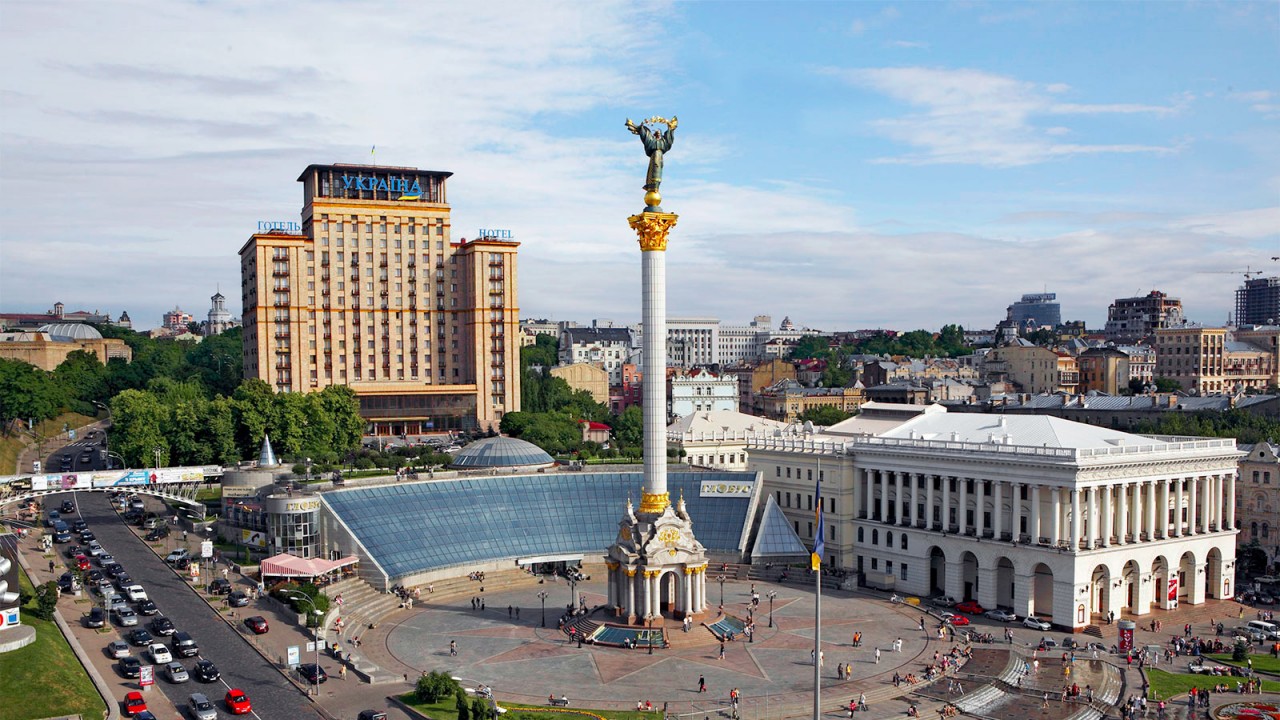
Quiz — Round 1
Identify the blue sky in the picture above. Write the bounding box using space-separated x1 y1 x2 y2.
1 1 1276 332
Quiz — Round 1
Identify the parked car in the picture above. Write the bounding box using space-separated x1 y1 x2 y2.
144 527 170 541
297 663 328 684
148 643 173 664
107 640 130 658
1037 636 1059 648
137 599 159 616
166 661 189 683
244 616 269 634
358 712 389 720
151 616 175 636
208 578 232 595
127 628 154 646
1024 616 1052 630
86 607 107 628
187 692 217 720
72 518 87 532
58 572 79 594
79 530 96 543
945 614 971 626
985 609 1018 622
95 552 114 566
192 659 220 683
122 691 147 717
228 591 250 607
930 595 958 608
124 585 148 602
165 548 190 564
65 543 83 558
224 688 252 715
172 631 199 658
105 594 128 612
74 554 90 571
955 600 985 614
116 608 139 627
118 656 142 679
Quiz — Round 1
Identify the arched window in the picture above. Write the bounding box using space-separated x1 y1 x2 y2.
901 534 909 550
886 532 894 548
857 527 864 543
1265 523 1271 539
1253 522 1259 539
872 529 879 545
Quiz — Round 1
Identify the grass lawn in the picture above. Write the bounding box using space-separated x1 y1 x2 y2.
195 486 223 501
0 411 96 474
1146 669 1280 701
399 692 654 720
1205 653 1280 673
0 567 106 720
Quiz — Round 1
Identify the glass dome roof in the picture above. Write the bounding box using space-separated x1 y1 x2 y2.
38 323 103 341
448 435 555 470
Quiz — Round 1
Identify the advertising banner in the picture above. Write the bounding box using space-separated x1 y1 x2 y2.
1168 577 1179 602
240 530 268 548
1118 620 1136 652
287 646 300 667
699 481 754 498
29 476 48 492
139 665 154 687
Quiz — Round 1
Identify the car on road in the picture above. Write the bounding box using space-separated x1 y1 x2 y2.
944 613 971 626
107 640 131 659
985 609 1018 622
228 591 250 607
224 688 252 715
1023 616 1052 630
124 584 148 602
104 562 125 578
114 574 136 591
118 656 142 679
95 552 114 566
930 595 958 607
297 663 328 684
955 600 985 614
208 578 232 595
74 554 90 571
137 599 159 616
65 544 83 558
105 594 128 611
141 516 163 531
86 607 107 628
127 628 153 646
72 519 88 532
86 541 104 556
166 661 189 683
148 643 173 664
244 615 269 634
1037 636 1059 648
1260 594 1277 605
151 616 175 636
53 530 72 543
116 608 139 627
122 691 147 717
172 631 199 658
144 527 170 541
358 712 389 720
187 692 217 720
61 500 75 514
58 572 79 594
79 530 96 543
45 511 61 527
165 548 190 564
192 659 220 683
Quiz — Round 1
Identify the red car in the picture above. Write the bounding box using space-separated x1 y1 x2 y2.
244 616 269 634
944 613 971 626
955 600 985 614
225 688 252 715
75 554 90 571
122 691 147 717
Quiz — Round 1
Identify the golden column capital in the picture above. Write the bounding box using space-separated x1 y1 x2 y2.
606 561 620 571
639 491 670 515
628 211 679 252
625 568 637 577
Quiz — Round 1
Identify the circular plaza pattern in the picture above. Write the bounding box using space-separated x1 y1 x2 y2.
376 576 942 712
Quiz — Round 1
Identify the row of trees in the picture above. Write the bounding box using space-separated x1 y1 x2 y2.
791 325 971 365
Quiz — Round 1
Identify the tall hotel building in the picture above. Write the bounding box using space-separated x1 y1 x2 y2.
239 164 520 435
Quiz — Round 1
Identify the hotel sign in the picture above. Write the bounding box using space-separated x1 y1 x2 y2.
258 221 302 233
699 481 754 498
477 228 513 239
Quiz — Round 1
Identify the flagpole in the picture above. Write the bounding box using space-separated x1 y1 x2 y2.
813 456 822 720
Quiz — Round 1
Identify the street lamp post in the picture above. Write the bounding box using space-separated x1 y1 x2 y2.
767 590 777 628
716 574 726 610
153 447 162 469
286 592 324 696
93 401 113 468
567 576 579 613
537 590 549 628
647 614 653 655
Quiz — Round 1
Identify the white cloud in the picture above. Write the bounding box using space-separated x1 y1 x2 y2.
888 40 929 49
824 66 1186 166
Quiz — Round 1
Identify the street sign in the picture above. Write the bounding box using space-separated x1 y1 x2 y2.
305 641 316 652
139 664 154 687
287 646 300 666
200 541 213 559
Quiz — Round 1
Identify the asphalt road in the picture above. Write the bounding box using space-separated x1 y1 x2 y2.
66 491 322 720
43 429 108 472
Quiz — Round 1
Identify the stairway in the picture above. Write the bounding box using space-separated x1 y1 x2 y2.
1082 625 1104 638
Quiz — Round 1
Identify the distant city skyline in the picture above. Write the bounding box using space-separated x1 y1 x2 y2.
1 2 1275 332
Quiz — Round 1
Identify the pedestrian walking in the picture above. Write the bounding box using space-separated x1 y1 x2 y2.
874 647 881 664
515 606 520 619
698 675 706 693
339 665 347 680
449 640 458 656
508 605 513 617
719 643 725 660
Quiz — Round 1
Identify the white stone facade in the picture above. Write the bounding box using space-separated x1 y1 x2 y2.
669 369 738 418
749 411 1241 631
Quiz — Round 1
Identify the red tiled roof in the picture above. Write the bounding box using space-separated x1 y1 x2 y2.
579 420 611 430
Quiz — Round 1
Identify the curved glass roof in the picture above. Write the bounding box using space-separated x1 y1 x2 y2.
448 436 554 469
37 322 103 341
323 471 758 580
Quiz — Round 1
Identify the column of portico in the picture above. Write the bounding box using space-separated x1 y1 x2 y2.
1011 483 1022 541
1070 488 1081 549
879 470 889 523
895 471 905 525
682 570 692 614
1226 473 1237 529
1208 475 1219 531
1146 481 1157 540
1117 483 1128 544
1083 487 1095 547
1159 480 1170 538
1012 570 1036 617
1174 478 1185 537
862 470 872 518
927 475 937 530
942 477 952 532
976 565 999 610
626 571 637 619
1100 485 1112 547
1049 487 1061 545
1214 474 1224 530
1189 476 1199 535
975 480 986 537
958 478 968 535
993 480 1004 539
1031 484 1042 543
908 474 918 527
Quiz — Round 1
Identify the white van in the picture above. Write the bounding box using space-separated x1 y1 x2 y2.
1245 620 1280 640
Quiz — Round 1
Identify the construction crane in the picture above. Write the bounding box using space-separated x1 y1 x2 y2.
1196 265 1268 280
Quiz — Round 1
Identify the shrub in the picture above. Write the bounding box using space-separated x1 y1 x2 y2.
1233 640 1249 661
414 670 460 702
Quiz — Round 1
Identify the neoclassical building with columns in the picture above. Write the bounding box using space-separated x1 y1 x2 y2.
749 409 1241 631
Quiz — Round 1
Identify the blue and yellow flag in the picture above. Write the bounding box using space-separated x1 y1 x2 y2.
811 479 824 570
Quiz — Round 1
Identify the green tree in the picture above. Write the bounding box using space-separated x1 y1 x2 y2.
415 671 461 702
455 688 470 720
316 385 364 453
610 405 643 449
0 358 66 426
53 350 108 406
272 391 311 459
233 379 276 457
796 406 852 426
1152 377 1181 393
204 397 240 465
520 333 559 371
470 697 490 720
110 389 169 468
790 336 831 360
31 580 60 621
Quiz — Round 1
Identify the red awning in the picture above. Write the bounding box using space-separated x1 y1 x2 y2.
259 553 359 578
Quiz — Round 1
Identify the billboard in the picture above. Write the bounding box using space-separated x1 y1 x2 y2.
1168 576 1179 602
30 474 93 491
92 467 205 488
240 530 268 548
699 480 754 498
